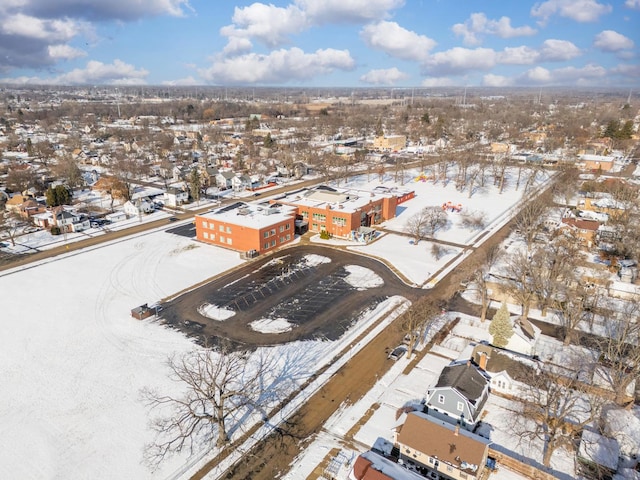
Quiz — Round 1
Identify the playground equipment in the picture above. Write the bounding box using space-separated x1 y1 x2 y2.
414 172 435 182
442 201 462 212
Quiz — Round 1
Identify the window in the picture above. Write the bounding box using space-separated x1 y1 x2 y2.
203 232 209 239
438 394 445 404
428 458 434 465
264 242 269 249
457 401 464 412
226 237 232 245
270 229 276 236
264 231 269 238
219 225 224 232
446 465 453 472
312 213 326 222
332 217 347 226
286 234 291 241
285 223 290 230
226 226 231 234
279 225 284 233
202 220 208 229
270 240 276 247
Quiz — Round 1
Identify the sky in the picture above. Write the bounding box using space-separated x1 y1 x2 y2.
0 0 638 88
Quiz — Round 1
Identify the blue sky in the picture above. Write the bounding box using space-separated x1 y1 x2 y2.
0 0 638 87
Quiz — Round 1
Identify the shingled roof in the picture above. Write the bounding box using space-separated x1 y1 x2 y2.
434 363 489 405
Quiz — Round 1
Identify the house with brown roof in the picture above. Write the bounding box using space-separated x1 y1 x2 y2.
349 450 425 480
560 217 600 247
393 412 491 480
424 363 490 432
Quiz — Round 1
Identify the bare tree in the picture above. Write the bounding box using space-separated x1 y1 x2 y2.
0 210 28 246
398 298 440 357
514 197 549 251
468 244 502 322
141 345 275 469
404 206 448 244
554 285 596 346
595 302 640 406
512 362 603 467
501 249 537 320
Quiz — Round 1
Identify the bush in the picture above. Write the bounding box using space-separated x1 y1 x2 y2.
50 226 61 235
319 230 331 240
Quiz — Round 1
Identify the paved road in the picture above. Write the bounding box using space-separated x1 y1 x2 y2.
0 178 322 274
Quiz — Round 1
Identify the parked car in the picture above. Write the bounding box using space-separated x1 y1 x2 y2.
388 345 407 361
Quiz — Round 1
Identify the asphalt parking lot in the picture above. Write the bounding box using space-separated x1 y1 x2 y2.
158 245 420 349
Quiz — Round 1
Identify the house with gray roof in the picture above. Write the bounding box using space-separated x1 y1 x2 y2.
424 363 490 432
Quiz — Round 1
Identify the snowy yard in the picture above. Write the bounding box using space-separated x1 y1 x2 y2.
0 166 556 479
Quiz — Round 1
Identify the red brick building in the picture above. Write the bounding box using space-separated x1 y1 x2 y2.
195 202 296 255
194 185 414 253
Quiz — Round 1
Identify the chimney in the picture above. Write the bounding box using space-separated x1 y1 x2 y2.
478 352 489 371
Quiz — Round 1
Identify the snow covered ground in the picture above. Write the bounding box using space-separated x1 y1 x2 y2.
0 166 554 479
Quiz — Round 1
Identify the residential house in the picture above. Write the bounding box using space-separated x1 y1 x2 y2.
123 199 154 217
560 217 600 247
579 154 614 172
32 208 89 233
471 345 534 398
424 363 490 431
394 412 491 480
504 316 541 357
373 135 406 152
4 194 46 219
231 173 252 192
164 187 188 207
215 171 235 190
349 450 425 480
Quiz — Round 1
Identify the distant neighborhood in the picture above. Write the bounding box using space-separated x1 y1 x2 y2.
1 86 639 480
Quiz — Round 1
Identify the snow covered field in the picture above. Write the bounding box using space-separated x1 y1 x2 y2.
0 167 553 479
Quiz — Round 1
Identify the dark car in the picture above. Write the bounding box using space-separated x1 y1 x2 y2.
168 216 178 222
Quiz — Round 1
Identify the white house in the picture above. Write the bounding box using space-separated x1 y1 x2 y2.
504 316 541 356
105 211 127 223
164 187 188 207
123 199 154 217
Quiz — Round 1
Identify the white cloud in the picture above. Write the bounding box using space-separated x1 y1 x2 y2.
531 0 612 24
452 13 536 46
7 0 191 21
220 3 307 49
593 30 635 52
0 0 186 72
611 63 640 77
625 0 640 8
161 76 200 86
421 76 457 87
360 67 408 85
55 59 148 85
423 47 497 75
0 59 149 85
519 63 606 84
483 74 514 87
0 14 83 42
199 47 355 84
539 39 582 61
497 46 539 65
295 0 404 23
48 44 86 60
361 21 436 62
222 36 253 56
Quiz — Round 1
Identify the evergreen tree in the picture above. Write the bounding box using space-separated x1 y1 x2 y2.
189 167 201 204
489 302 514 348
45 185 72 207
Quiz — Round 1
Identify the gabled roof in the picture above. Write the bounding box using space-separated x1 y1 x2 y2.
396 412 490 475
434 364 489 404
352 451 424 480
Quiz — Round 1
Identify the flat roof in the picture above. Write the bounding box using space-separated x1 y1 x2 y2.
198 202 296 229
279 185 400 214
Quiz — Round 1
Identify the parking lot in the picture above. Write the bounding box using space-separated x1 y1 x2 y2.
158 245 420 349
